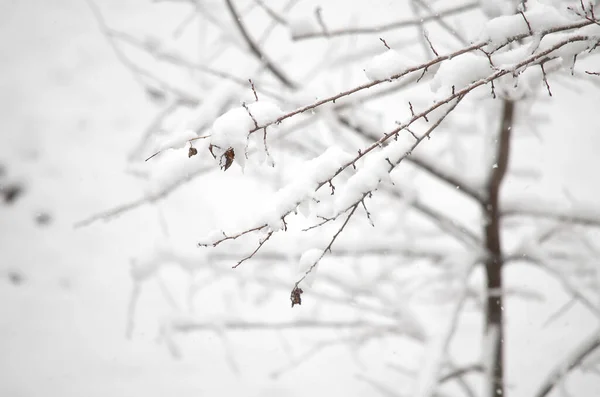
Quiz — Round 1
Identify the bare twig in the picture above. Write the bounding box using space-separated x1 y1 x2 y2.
423 29 439 57
128 99 184 162
248 78 259 101
519 10 534 35
292 2 478 40
246 21 597 136
109 30 285 101
294 203 360 287
542 296 578 327
85 0 200 103
198 225 267 247
439 364 485 383
412 0 469 46
540 63 553 96
382 184 481 249
253 0 287 25
379 37 391 50
410 0 437 58
522 255 600 321
314 6 329 37
232 231 273 268
242 102 259 129
224 0 296 88
75 165 212 228
534 329 600 397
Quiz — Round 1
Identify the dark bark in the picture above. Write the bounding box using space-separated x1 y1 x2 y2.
483 99 514 397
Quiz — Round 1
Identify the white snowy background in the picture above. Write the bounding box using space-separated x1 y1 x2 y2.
1 0 600 396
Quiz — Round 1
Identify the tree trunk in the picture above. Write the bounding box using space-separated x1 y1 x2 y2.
483 99 514 397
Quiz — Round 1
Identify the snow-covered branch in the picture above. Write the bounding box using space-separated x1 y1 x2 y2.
88 1 600 392
241 17 598 137
198 25 599 281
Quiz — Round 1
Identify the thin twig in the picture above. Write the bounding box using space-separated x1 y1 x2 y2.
413 0 469 46
224 0 296 88
379 37 391 50
439 364 485 383
85 0 199 103
292 2 478 40
253 0 288 25
233 231 273 268
76 166 212 228
294 204 359 287
540 63 553 96
109 30 285 101
423 29 439 57
534 329 600 397
247 21 597 136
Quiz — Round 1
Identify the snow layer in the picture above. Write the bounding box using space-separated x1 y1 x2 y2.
364 50 414 82
430 53 493 96
152 129 197 153
262 146 352 231
197 145 353 243
335 138 412 214
480 2 572 48
209 101 283 169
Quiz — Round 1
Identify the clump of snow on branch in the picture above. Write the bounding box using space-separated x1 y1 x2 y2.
538 23 600 61
209 101 283 169
480 2 572 48
335 138 412 214
480 0 514 18
430 53 492 97
143 144 207 195
261 146 352 231
198 146 353 243
151 129 197 153
364 50 415 82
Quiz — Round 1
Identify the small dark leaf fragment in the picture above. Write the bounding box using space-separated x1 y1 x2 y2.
221 148 235 171
290 286 303 307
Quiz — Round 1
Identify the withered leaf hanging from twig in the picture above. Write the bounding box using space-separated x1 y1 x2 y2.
208 145 236 171
290 286 303 308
